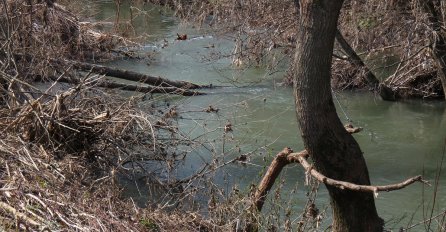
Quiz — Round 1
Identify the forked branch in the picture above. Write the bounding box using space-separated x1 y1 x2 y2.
293 151 428 194
253 147 428 212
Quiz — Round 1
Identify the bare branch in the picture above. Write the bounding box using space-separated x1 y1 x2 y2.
252 147 293 211
293 152 428 195
253 147 428 212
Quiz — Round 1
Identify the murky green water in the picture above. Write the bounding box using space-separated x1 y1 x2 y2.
88 1 446 229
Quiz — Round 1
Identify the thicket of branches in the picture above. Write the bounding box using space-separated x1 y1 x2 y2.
337 0 444 98
1 0 444 231
145 0 446 231
0 0 215 230
1 1 318 230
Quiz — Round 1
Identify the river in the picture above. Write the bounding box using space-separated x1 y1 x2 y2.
86 1 446 230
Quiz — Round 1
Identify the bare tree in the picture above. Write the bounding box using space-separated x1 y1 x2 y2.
293 1 384 231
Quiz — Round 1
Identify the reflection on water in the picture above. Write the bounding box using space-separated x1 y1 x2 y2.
89 0 446 229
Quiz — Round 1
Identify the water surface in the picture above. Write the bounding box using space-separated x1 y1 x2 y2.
89 1 446 229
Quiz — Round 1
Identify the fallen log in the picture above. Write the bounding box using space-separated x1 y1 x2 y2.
69 61 203 89
56 77 204 96
93 80 204 96
13 53 207 90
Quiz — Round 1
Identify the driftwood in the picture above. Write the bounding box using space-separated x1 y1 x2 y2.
70 61 203 89
344 123 363 133
57 77 204 96
95 80 204 96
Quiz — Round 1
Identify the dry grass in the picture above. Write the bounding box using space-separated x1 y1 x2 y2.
1 0 442 231
0 0 216 230
338 0 444 98
0 67 217 230
0 1 288 230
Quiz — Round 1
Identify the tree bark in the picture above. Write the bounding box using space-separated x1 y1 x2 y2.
293 1 383 231
419 0 446 100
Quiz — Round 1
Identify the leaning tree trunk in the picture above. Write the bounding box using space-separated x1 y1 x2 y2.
335 29 381 90
293 1 383 231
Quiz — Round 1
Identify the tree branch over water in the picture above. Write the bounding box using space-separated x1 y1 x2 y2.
294 151 429 194
253 147 429 212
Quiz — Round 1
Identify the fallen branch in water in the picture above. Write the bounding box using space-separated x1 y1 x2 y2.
70 61 203 89
57 77 205 96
